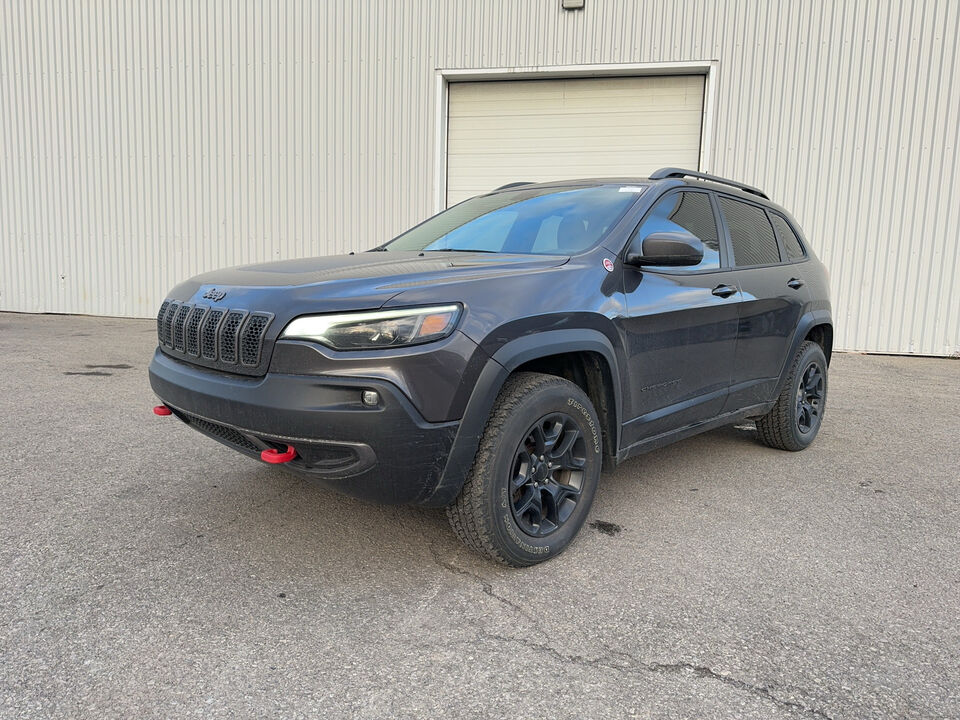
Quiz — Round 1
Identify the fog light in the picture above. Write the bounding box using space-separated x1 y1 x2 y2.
361 390 379 406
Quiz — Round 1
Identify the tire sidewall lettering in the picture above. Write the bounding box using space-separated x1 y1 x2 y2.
501 513 550 555
567 397 601 454
474 374 603 565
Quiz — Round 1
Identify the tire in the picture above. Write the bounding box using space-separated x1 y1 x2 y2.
756 340 828 451
446 372 603 567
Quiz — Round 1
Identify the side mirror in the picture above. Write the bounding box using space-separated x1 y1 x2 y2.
625 230 704 267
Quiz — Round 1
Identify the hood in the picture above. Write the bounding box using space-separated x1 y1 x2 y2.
168 251 569 311
157 251 570 377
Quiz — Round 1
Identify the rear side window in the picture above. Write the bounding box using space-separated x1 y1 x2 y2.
770 214 806 260
718 197 781 267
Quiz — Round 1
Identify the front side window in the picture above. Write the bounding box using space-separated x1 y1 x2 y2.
719 197 781 267
383 186 645 255
631 191 721 271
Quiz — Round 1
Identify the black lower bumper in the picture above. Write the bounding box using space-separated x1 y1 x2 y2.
148 349 459 505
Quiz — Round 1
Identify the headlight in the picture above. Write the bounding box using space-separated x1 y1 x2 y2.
280 304 462 350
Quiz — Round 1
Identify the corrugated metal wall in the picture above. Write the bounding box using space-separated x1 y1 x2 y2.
1 0 958 355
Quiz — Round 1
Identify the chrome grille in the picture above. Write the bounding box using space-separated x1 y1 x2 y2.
157 299 273 376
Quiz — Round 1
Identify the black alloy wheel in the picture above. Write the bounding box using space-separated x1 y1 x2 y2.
446 372 603 566
756 340 828 451
796 361 825 434
510 413 587 537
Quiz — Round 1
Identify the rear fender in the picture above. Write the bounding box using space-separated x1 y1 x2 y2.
774 310 833 396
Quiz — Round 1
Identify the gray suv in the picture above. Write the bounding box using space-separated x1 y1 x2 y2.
150 168 832 566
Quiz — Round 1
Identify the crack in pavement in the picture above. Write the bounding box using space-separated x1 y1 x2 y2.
645 660 836 720
427 545 540 626
476 630 836 720
423 544 835 720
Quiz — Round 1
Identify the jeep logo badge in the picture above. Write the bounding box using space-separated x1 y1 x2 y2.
202 288 226 301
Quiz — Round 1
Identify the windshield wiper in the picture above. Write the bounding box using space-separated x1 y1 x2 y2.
425 248 501 254
367 245 389 252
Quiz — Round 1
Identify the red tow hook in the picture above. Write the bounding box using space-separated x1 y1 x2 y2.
153 405 173 416
261 445 297 464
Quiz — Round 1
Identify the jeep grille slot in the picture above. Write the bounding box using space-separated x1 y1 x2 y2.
218 310 246 364
184 306 206 356
172 304 191 352
156 300 170 342
201 308 225 360
161 301 177 347
240 314 271 366
157 299 273 376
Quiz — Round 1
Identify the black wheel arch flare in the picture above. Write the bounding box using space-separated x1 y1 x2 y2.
424 328 623 507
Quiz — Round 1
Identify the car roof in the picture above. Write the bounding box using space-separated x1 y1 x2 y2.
485 174 785 213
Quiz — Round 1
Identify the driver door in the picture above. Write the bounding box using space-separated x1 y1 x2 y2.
616 190 741 448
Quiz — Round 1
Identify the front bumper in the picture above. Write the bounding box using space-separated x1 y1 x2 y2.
148 349 459 505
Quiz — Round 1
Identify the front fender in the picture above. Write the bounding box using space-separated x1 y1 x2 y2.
420 328 622 507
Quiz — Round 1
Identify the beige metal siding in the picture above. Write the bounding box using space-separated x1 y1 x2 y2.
446 75 703 205
1 0 958 355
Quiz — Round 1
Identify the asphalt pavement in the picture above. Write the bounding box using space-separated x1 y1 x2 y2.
1 312 958 719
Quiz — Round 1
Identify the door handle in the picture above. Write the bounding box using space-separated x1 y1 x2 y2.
711 284 738 298
787 277 805 289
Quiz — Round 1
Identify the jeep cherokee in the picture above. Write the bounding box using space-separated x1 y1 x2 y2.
149 167 832 566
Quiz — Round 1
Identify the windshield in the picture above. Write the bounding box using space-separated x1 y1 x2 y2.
383 185 647 255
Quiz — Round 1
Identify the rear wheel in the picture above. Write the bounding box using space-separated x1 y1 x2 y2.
756 340 828 451
446 372 603 566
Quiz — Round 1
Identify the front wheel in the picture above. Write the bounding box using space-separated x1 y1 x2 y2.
446 372 603 566
756 340 828 451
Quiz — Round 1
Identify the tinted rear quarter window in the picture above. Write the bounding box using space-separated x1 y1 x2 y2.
770 213 806 260
718 197 781 267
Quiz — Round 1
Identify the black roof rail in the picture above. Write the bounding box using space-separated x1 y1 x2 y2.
494 181 536 190
648 167 769 200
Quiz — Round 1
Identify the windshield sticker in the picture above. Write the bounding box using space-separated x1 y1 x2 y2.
618 186 646 193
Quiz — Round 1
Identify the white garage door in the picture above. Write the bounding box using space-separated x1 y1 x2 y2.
446 75 705 206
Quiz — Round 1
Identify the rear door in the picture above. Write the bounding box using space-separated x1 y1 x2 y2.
618 190 741 447
717 195 811 411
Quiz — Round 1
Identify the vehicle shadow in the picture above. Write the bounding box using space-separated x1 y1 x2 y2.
164 421 767 580
171 459 461 572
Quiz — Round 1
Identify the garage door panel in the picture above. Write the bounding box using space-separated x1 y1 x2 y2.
448 75 703 102
447 156 696 189
447 150 702 166
447 160 680 184
450 96 703 118
446 75 704 205
448 112 703 134
449 82 703 113
448 124 703 146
